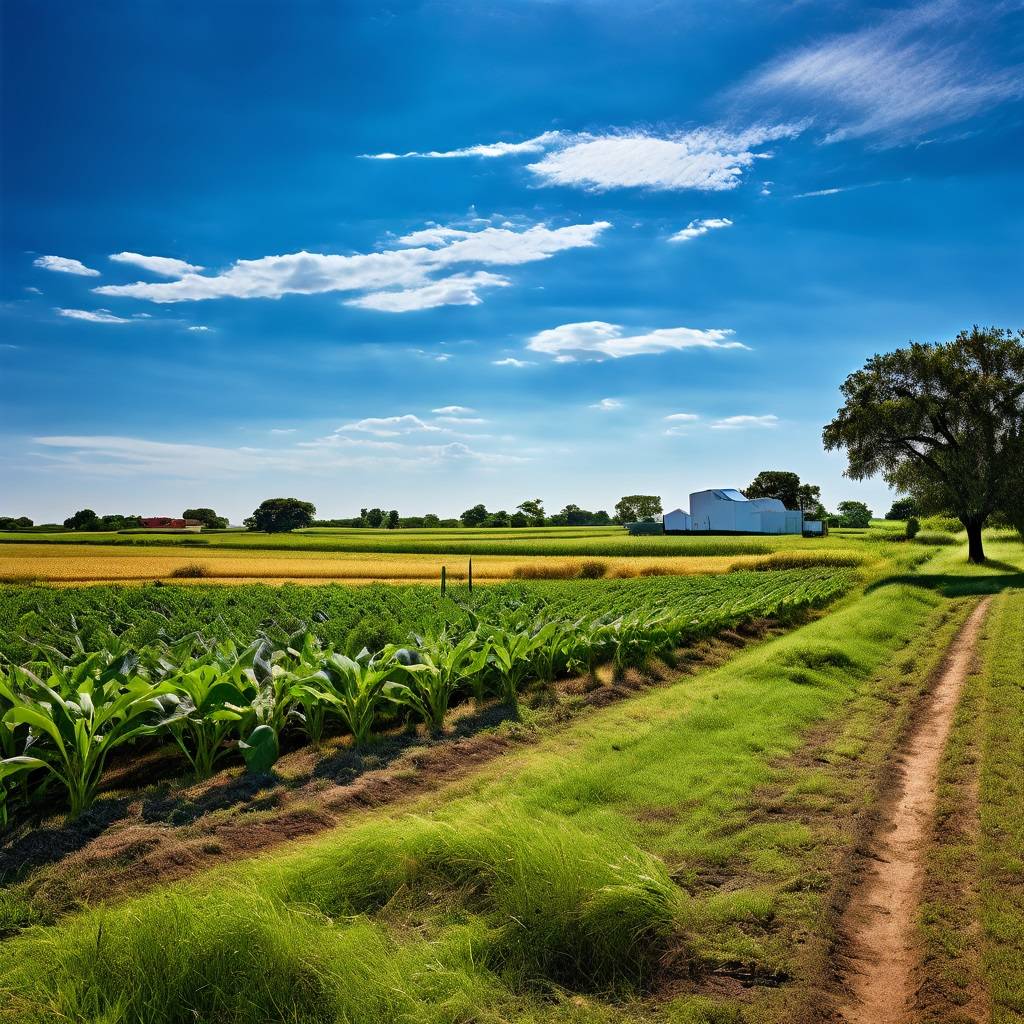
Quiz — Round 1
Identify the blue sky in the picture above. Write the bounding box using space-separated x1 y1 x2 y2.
2 0 1022 523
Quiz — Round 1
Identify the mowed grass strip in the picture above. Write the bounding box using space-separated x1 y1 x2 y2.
0 576 950 1023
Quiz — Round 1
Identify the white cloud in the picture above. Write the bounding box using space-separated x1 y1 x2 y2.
590 398 623 410
432 405 475 415
664 413 700 422
340 414 443 436
526 125 800 192
34 255 100 277
362 131 563 160
668 217 733 243
33 432 527 477
345 271 509 312
492 357 535 368
110 252 204 276
24 286 42 295
710 414 779 430
269 428 296 435
366 125 801 192
434 415 487 426
92 220 610 309
56 307 133 324
187 325 211 332
664 412 701 436
738 4 1024 145
527 321 749 361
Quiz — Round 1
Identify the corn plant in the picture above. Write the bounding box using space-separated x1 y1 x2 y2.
153 664 249 779
383 633 491 733
292 649 396 747
0 667 169 818
485 625 557 707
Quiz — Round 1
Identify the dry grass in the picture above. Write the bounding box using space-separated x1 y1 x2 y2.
0 543 760 585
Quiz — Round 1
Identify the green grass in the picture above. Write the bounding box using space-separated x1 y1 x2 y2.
0 565 960 1023
977 589 1024 1021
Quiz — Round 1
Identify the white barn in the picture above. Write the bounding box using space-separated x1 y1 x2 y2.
664 488 820 535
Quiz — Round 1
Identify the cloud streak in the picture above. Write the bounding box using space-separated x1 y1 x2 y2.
738 3 1023 145
365 124 802 192
33 255 100 277
526 321 748 361
110 252 205 276
668 217 733 243
93 221 610 309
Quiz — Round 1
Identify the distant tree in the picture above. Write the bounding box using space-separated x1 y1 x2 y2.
836 500 873 528
183 507 229 529
744 471 801 510
423 513 441 527
460 504 488 527
558 504 590 526
824 326 1024 563
885 497 919 520
906 516 920 539
365 508 385 528
63 509 100 531
244 498 316 533
509 511 529 528
98 514 127 531
614 495 663 523
592 510 612 525
386 510 400 529
516 499 545 526
486 510 511 527
0 516 33 530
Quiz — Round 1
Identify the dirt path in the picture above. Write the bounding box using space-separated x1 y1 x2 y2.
836 597 991 1024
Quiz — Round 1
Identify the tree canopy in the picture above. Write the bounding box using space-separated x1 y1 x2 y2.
182 507 228 529
835 500 873 528
244 498 316 533
614 495 662 523
823 326 1024 562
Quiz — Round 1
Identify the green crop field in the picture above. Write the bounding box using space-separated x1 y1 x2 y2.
0 527 1021 1024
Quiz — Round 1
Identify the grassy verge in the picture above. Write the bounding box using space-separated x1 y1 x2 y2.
0 574 961 1023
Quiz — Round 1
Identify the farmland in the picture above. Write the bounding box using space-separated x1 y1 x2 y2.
0 525 1021 1024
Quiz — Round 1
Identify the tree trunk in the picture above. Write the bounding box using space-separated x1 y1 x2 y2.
965 519 986 563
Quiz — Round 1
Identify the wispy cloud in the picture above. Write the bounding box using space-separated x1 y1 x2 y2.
93 220 610 311
345 271 510 312
668 217 733 243
793 179 895 198
710 414 779 430
33 255 100 277
56 308 133 324
340 414 443 436
492 357 535 368
362 131 562 160
110 252 204 277
526 321 748 361
738 3 1023 145
664 412 701 436
590 397 623 410
432 405 475 415
366 124 802 192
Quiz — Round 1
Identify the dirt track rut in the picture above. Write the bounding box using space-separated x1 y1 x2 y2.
836 597 991 1024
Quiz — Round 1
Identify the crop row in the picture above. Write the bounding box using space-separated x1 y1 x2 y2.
0 569 849 664
0 568 853 824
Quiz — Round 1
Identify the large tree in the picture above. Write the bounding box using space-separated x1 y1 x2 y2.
614 494 662 523
244 498 316 533
744 471 801 510
516 498 545 526
823 326 1024 563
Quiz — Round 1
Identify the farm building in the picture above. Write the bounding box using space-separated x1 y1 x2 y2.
140 517 203 532
663 489 824 536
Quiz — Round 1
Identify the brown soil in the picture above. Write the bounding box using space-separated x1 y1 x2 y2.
1 616 792 922
834 597 991 1024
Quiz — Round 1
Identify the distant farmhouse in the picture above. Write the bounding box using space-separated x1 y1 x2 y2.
140 517 204 532
660 489 825 536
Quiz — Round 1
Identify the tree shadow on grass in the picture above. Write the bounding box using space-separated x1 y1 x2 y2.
865 569 1024 599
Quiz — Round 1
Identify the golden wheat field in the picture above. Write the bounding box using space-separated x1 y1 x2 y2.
0 542 780 585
